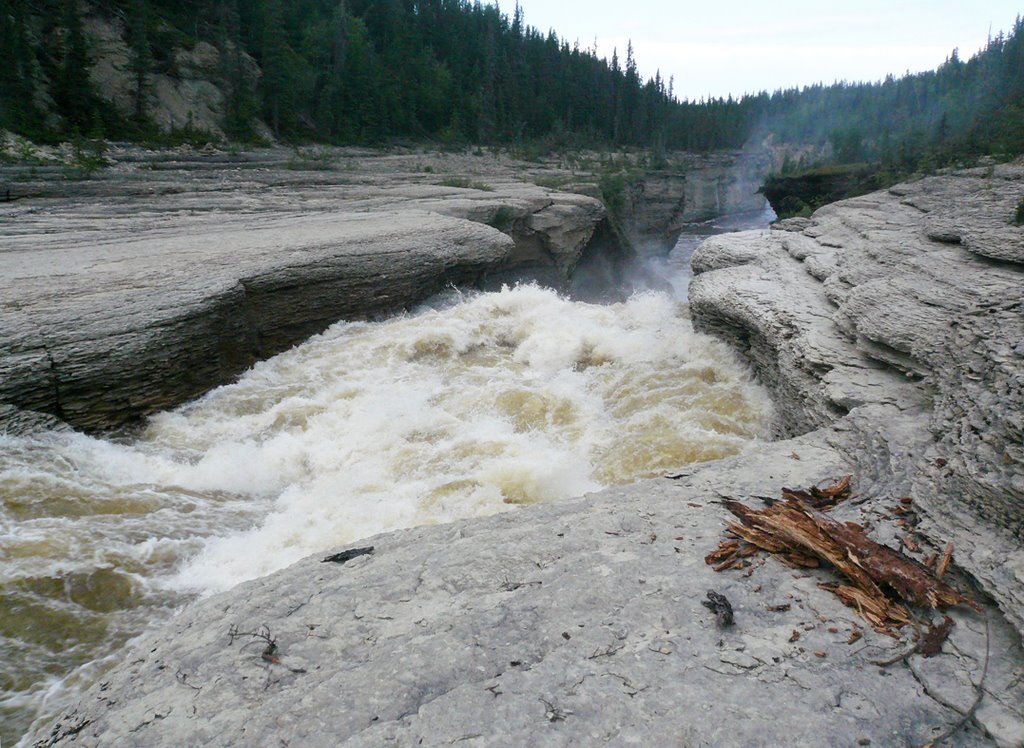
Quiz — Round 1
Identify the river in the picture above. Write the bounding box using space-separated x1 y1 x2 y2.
0 208 773 744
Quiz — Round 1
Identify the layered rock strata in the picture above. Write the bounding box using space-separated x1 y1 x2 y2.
1 145 773 432
29 439 1024 747
622 150 771 254
0 149 609 432
690 163 1024 635
0 211 514 432
25 163 1024 748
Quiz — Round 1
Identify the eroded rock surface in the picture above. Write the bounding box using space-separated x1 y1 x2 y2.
623 150 771 254
14 156 1024 747
0 148 611 431
28 438 1024 747
690 163 1024 636
1 210 514 432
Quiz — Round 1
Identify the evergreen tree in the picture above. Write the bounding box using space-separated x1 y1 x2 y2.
258 0 290 135
219 0 256 138
0 0 18 124
1 0 1022 164
125 0 153 126
56 0 97 133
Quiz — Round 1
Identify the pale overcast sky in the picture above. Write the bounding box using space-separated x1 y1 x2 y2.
509 1 1022 101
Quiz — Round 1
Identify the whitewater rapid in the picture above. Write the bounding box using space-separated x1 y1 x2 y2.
1 282 773 742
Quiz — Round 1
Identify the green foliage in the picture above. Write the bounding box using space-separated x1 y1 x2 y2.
142 112 220 147
531 174 575 190
1015 198 1024 226
287 145 336 170
55 0 98 134
125 0 154 125
485 205 516 231
61 136 110 180
2 0 1024 172
762 163 879 219
0 134 43 164
437 176 493 191
599 171 628 224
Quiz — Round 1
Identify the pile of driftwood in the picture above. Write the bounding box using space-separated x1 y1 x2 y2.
705 476 978 633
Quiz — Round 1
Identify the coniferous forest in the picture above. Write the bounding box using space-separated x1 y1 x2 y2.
1 0 1023 172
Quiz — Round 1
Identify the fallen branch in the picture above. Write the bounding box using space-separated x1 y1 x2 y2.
322 546 374 564
228 624 307 677
706 478 977 632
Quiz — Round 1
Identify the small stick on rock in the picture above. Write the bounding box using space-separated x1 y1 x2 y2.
935 543 954 579
702 590 735 627
322 546 374 564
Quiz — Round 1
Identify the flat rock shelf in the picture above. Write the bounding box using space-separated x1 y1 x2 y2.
11 154 1024 746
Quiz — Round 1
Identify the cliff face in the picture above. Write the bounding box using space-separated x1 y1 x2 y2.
15 156 1024 748
621 150 772 254
0 143 774 433
0 148 612 433
85 14 268 140
690 163 1024 634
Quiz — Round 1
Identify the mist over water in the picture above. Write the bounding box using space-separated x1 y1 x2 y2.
570 205 776 303
1 215 773 744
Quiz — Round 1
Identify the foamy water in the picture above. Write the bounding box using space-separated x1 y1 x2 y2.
1 283 772 743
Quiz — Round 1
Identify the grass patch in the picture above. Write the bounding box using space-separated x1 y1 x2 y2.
287 146 337 170
598 171 627 224
1015 197 1024 226
438 176 494 191
531 174 575 190
485 205 516 231
61 137 110 180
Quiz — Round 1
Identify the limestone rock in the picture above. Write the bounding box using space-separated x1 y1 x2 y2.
623 151 771 254
28 439 1023 747
84 14 264 139
21 153 1024 747
2 146 769 431
0 210 512 432
690 164 1024 635
0 150 613 431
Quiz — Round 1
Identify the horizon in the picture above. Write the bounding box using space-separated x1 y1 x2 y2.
509 1 1023 101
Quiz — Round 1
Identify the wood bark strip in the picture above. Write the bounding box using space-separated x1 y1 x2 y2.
708 480 977 630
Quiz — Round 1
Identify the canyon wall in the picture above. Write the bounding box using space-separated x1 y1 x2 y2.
621 150 772 254
17 160 1024 748
690 163 1024 634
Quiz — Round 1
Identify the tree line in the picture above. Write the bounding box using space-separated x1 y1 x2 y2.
1 0 1022 171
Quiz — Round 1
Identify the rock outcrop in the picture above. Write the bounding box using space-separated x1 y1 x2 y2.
1 144 774 433
24 162 1024 748
0 210 514 433
27 437 1024 747
0 148 609 432
622 150 771 254
84 14 267 140
690 163 1024 635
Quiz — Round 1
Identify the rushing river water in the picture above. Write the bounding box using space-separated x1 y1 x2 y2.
1 211 773 744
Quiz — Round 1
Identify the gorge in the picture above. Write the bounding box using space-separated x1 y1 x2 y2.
4 145 1022 747
2 145 780 744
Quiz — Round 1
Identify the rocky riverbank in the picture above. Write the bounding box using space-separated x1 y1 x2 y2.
690 163 1024 636
13 157 1024 746
0 144 768 434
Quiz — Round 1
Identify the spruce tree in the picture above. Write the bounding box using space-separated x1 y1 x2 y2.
56 0 96 133
125 0 153 128
259 0 290 135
